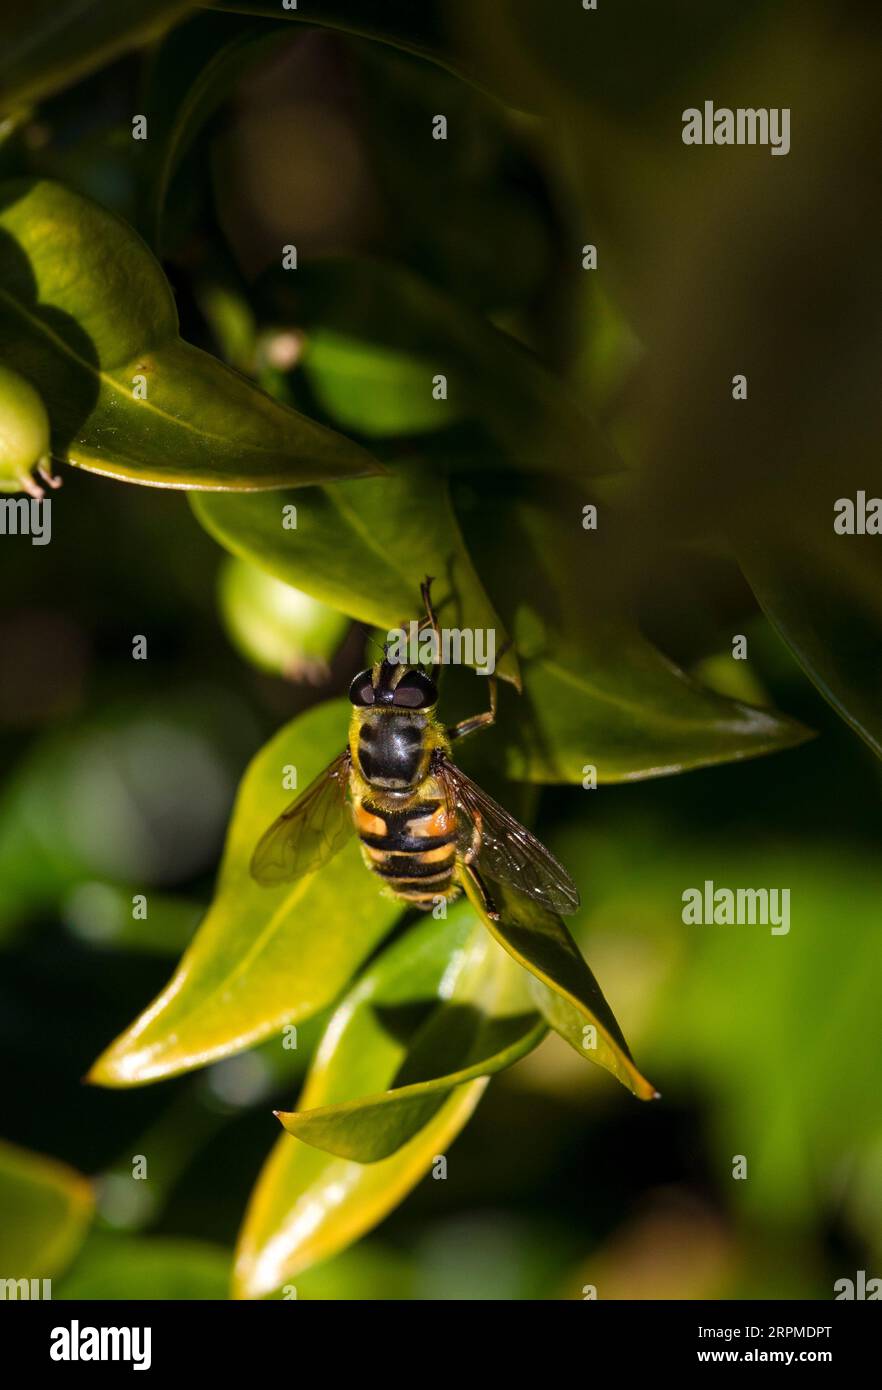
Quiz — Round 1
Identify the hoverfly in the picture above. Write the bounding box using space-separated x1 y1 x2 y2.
251 581 580 921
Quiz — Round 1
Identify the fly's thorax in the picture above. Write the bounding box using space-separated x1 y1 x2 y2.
348 705 447 794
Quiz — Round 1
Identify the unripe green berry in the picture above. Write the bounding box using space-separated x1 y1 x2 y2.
219 556 349 681
0 363 52 494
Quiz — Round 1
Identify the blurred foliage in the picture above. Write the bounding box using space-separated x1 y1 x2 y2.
0 1139 93 1277
218 557 350 681
0 0 879 1303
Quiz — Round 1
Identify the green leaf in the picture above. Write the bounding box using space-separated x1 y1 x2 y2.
218 556 350 680
276 903 545 1161
460 868 657 1101
302 329 459 439
193 461 521 686
233 908 514 1295
236 1085 484 1298
260 257 616 477
504 639 813 785
88 699 401 1086
457 484 813 782
739 525 882 762
0 1140 94 1278
0 2 194 114
0 179 380 489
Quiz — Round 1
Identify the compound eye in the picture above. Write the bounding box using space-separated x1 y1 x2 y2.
348 670 375 706
392 670 437 709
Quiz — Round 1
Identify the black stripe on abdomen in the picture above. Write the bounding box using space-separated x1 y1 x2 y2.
379 870 456 898
361 798 441 826
360 830 455 852
371 854 455 880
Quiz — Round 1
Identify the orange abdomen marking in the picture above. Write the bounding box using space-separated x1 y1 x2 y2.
355 796 458 907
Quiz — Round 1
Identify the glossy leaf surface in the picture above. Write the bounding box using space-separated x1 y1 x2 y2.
277 905 545 1161
461 867 657 1101
0 180 379 489
89 700 400 1086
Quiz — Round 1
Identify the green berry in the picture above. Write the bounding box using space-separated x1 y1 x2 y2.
0 363 52 495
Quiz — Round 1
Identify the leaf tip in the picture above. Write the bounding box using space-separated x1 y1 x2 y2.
85 1032 161 1089
83 1051 123 1089
629 1069 661 1102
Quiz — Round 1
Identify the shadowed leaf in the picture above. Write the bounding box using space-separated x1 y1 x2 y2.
0 2 193 113
260 257 617 477
0 180 380 489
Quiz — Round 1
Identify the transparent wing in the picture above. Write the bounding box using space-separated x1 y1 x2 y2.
437 758 581 915
250 751 353 886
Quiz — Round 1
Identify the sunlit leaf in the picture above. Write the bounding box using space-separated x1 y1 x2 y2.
0 2 193 113
0 179 380 489
277 904 545 1161
89 700 401 1086
503 640 812 785
235 1083 484 1298
0 1139 93 1278
193 461 521 687
302 330 459 439
233 907 513 1295
460 867 657 1101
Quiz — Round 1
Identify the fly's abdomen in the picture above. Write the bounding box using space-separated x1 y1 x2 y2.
355 797 458 907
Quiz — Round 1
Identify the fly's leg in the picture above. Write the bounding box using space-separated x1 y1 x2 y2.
446 630 514 741
460 815 498 918
463 813 482 865
420 575 439 634
466 861 500 921
447 675 497 742
416 575 441 676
